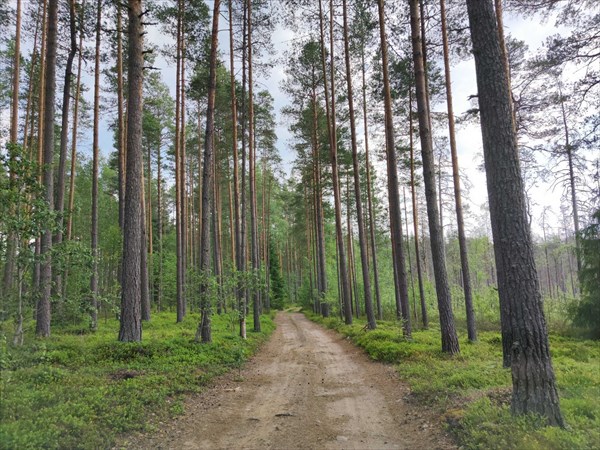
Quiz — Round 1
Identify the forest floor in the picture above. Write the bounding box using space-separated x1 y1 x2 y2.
124 312 456 450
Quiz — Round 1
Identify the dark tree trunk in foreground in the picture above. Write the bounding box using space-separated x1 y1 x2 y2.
409 0 458 354
376 0 411 336
196 0 221 343
36 0 58 338
119 0 145 342
440 0 476 342
342 0 375 329
466 0 564 426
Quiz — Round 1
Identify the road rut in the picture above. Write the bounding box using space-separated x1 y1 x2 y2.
126 312 455 449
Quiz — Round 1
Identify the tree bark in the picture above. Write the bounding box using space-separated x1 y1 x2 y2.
228 0 245 338
360 51 382 321
466 0 564 426
54 0 77 298
2 0 22 297
342 0 376 329
317 0 352 324
248 0 261 332
311 82 327 308
175 0 185 322
90 0 101 331
117 3 126 231
440 0 476 342
376 0 411 336
196 0 221 343
36 0 58 338
119 0 145 342
66 12 84 243
409 89 428 328
409 0 459 354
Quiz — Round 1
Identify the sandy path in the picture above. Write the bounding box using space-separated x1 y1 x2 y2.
125 312 455 449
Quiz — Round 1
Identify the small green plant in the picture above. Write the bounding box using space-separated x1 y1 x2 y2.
0 311 274 449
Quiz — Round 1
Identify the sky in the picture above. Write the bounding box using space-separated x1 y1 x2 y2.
2 0 594 239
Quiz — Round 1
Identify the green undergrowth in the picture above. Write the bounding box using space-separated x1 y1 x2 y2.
0 312 274 450
306 312 600 450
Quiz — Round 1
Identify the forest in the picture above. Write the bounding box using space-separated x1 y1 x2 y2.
0 0 599 448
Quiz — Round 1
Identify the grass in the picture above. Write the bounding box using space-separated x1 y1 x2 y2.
0 311 275 450
306 312 600 450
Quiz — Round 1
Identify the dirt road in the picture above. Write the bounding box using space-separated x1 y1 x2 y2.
126 312 455 449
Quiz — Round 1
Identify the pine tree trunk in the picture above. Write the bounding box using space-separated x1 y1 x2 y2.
240 0 249 335
22 3 41 153
66 15 84 243
90 0 101 331
318 0 352 324
53 0 77 297
376 0 411 335
360 52 382 321
180 21 188 307
409 0 458 354
36 0 58 338
117 4 126 231
311 83 327 307
157 135 163 311
342 0 375 328
558 90 581 276
466 0 564 426
2 0 22 297
248 0 261 332
32 0 48 302
409 89 428 328
228 0 245 338
440 0 476 342
175 0 185 322
140 168 151 321
119 0 145 342
196 0 221 343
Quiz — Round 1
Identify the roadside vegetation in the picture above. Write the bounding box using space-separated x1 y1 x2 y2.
0 312 274 449
306 311 600 449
